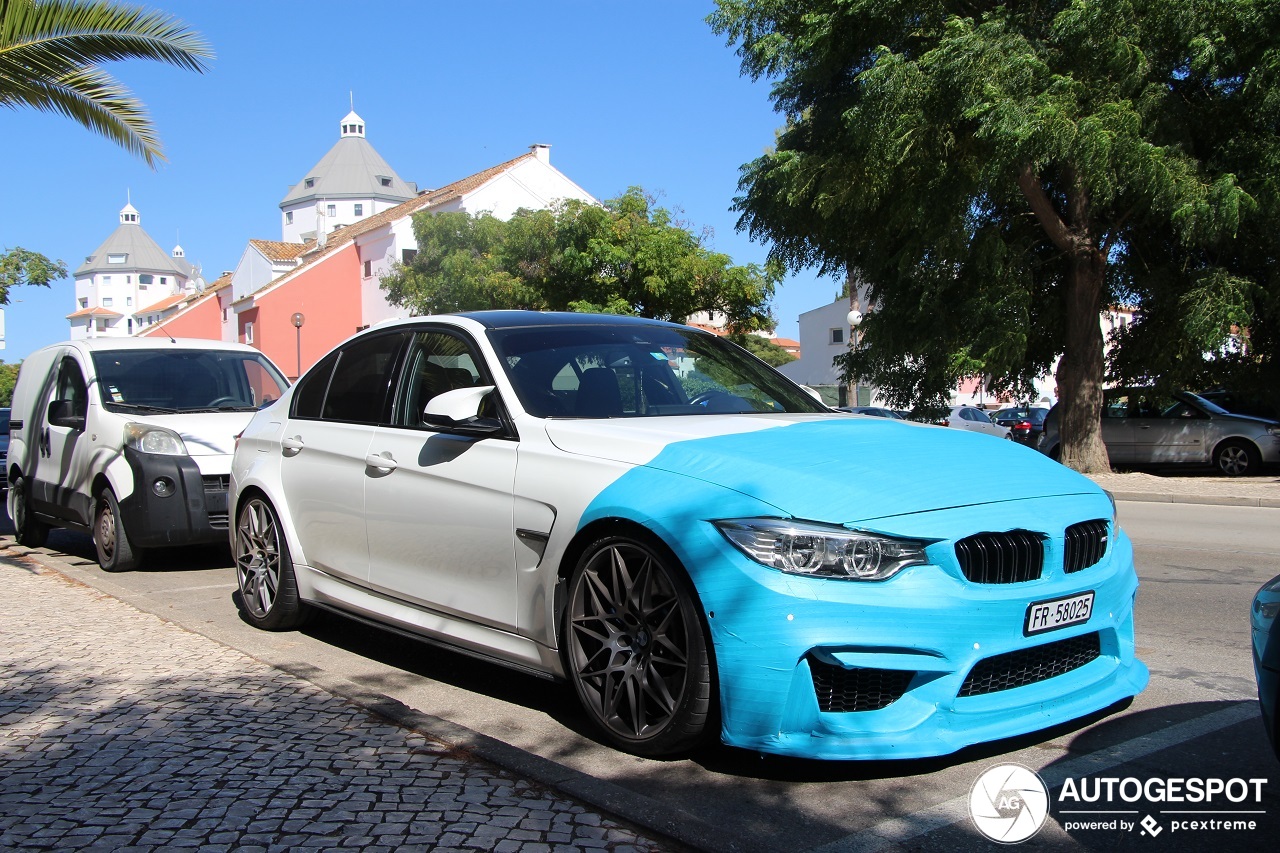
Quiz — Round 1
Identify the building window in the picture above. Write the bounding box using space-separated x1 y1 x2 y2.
102 297 113 307
402 249 417 264
101 275 111 284
126 297 133 306
363 260 372 278
830 328 844 344
79 298 88 308
304 178 315 189
126 275 131 283
222 308 228 322
245 322 254 344
139 274 153 284
127 319 133 334
326 204 336 217
379 177 392 187
160 277 167 285
107 253 126 264
354 203 363 216
285 211 293 224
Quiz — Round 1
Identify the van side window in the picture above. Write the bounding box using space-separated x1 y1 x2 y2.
55 358 88 418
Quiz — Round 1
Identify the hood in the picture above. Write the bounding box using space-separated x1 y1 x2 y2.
545 414 1099 523
126 411 257 457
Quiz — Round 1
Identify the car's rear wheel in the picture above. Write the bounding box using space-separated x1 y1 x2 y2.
234 496 310 630
565 535 713 756
1214 439 1261 477
94 488 143 572
8 476 50 548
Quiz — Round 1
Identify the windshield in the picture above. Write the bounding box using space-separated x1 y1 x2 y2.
487 324 828 418
91 349 289 413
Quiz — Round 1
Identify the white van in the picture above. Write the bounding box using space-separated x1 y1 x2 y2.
7 338 289 571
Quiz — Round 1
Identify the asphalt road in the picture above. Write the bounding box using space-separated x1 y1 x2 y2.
5 500 1278 852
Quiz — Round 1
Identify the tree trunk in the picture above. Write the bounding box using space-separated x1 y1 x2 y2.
1056 249 1112 473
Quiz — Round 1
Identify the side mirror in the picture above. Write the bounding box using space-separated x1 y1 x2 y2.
48 399 86 431
422 385 503 436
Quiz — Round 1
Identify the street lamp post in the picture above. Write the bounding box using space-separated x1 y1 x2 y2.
291 312 305 379
847 306 863 408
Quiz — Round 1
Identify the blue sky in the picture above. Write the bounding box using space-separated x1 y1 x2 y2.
0 0 843 363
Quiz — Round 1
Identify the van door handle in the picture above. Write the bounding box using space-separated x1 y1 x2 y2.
365 452 398 471
281 436 304 455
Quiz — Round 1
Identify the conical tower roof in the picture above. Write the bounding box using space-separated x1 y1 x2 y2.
280 110 417 208
74 202 191 278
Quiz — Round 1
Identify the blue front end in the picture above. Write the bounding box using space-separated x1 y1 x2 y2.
578 419 1149 760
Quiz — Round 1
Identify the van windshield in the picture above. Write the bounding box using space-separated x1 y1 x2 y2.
91 349 289 413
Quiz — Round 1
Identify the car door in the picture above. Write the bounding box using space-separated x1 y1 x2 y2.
364 327 518 630
278 331 408 583
35 353 95 525
1100 392 1135 463
1130 394 1209 464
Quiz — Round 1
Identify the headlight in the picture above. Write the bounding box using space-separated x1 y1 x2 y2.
124 423 188 456
715 517 931 581
1103 488 1118 526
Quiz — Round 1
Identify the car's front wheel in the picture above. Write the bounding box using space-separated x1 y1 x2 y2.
94 488 143 572
8 476 50 548
1214 439 1261 477
564 535 713 756
234 496 310 630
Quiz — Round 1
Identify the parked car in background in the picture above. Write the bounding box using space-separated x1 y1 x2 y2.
0 408 10 491
6 338 289 570
1198 388 1280 424
1252 574 1280 761
1038 388 1280 476
836 406 904 419
938 405 1012 439
992 406 1050 447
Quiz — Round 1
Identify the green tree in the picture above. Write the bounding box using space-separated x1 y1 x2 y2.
710 0 1277 473
0 245 66 304
381 188 782 330
0 360 19 406
728 332 796 367
1 0 213 167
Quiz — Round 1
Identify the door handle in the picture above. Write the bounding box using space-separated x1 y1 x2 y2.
365 452 398 471
281 436 304 455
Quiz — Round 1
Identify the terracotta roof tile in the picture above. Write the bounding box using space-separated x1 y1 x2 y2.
66 306 123 319
249 239 310 262
140 293 187 313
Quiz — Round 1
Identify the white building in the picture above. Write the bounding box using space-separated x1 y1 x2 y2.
278 110 418 244
67 203 199 339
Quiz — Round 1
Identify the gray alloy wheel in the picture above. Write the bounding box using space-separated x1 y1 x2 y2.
234 496 309 630
94 488 142 572
8 476 50 548
565 536 712 756
1214 439 1260 477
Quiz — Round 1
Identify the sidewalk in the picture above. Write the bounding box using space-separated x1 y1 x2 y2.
0 555 673 853
1085 471 1280 508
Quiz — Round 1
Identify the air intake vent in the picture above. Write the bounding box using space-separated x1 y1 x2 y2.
1064 519 1109 573
959 632 1101 697
808 656 914 712
954 530 1045 584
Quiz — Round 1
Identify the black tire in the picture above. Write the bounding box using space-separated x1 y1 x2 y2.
564 534 713 756
8 476 50 548
1213 439 1261 477
94 488 143 572
234 496 310 631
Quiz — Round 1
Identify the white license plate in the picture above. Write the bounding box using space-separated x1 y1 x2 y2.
1024 591 1094 636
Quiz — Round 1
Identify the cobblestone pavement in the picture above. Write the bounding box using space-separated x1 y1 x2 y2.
0 556 672 853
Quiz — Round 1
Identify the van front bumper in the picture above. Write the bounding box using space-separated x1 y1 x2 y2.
120 447 230 547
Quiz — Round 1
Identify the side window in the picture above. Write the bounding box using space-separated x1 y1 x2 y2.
393 330 487 428
292 350 340 419
320 333 408 424
55 357 88 418
1104 395 1130 419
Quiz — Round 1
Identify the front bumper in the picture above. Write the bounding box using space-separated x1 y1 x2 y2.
120 447 230 548
661 495 1148 760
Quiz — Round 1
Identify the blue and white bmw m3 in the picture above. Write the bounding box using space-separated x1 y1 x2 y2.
230 311 1148 760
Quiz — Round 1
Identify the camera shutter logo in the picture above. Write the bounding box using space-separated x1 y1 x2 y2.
969 764 1050 843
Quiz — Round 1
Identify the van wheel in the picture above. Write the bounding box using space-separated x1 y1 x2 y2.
94 488 143 572
8 477 50 548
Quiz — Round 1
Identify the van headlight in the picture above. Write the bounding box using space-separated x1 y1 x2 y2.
124 423 189 456
715 518 932 580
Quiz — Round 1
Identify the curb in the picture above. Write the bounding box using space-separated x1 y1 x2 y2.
1107 490 1280 508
